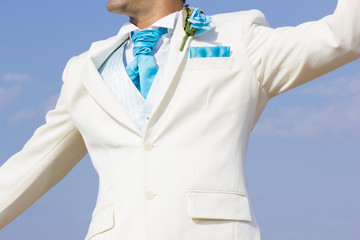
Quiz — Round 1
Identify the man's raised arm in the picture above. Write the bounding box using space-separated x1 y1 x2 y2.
242 0 360 97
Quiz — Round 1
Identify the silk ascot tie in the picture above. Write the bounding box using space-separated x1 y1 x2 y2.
126 27 168 99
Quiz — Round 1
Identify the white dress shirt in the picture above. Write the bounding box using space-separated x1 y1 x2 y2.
99 11 180 133
119 11 180 69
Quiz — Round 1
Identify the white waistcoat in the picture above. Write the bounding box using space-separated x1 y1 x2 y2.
99 40 169 133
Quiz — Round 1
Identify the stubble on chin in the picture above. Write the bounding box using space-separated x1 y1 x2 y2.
106 0 129 15
106 0 153 16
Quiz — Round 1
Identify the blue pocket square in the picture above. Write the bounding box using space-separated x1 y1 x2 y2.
190 46 231 58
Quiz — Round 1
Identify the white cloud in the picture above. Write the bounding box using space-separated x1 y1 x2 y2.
40 94 59 114
271 228 357 240
314 219 360 229
2 73 32 83
8 109 36 125
0 85 22 106
272 230 313 240
300 74 360 98
253 74 360 142
0 73 32 107
5 94 60 127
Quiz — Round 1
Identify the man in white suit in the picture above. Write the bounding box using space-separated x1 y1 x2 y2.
0 0 359 239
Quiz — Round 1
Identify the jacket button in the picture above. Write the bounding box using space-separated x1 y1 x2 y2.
144 191 155 200
143 142 153 151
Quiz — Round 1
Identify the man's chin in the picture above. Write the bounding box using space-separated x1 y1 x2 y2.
106 2 125 14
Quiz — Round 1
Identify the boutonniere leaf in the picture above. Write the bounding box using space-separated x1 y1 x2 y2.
179 5 213 51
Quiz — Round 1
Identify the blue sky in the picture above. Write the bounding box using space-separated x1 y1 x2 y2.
0 0 359 239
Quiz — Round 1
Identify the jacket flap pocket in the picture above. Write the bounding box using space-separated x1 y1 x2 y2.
186 190 252 222
86 205 115 240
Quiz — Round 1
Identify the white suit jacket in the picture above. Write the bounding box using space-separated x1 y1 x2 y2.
0 1 359 239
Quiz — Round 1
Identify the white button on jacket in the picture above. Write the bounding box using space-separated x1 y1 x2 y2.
144 191 156 200
143 142 154 151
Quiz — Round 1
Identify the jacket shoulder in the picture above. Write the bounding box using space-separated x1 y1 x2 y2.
67 51 88 67
66 35 119 68
211 9 270 30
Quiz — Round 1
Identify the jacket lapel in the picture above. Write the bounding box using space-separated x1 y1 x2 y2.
81 11 191 136
81 34 143 137
148 11 192 121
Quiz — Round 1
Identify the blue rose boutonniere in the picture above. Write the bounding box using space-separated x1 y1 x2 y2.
179 6 213 51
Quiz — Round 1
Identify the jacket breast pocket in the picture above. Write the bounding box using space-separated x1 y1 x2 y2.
187 57 234 71
85 205 115 240
186 190 252 222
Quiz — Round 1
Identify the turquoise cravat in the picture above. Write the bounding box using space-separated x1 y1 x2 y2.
126 27 168 99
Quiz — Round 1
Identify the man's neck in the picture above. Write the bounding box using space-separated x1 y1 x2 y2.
129 4 183 29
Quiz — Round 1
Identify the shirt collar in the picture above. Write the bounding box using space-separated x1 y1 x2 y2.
117 10 180 38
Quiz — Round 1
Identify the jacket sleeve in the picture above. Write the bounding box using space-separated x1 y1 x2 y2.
0 58 88 229
243 0 360 97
